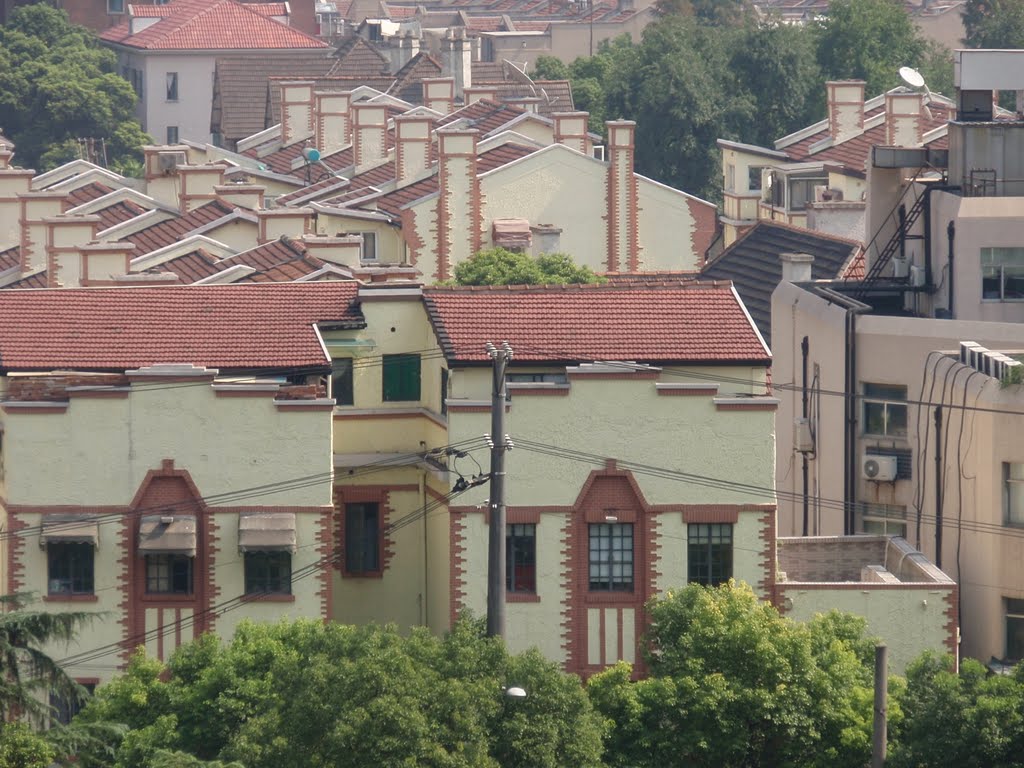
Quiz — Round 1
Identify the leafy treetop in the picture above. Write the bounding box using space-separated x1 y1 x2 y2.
448 248 607 286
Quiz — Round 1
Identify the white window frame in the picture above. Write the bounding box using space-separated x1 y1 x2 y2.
981 247 1024 302
859 503 907 537
862 382 908 438
359 232 378 262
1004 462 1024 526
1006 598 1024 661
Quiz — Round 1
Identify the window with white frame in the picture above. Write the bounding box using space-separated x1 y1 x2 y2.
1007 598 1024 661
588 523 633 592
359 232 377 262
859 503 907 537
982 247 1024 301
862 383 908 437
165 72 178 102
1004 463 1024 526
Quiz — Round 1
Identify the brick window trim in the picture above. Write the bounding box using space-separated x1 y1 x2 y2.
507 592 541 603
334 485 410 578
240 593 296 603
43 594 99 603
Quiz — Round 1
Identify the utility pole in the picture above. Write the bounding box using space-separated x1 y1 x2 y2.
486 341 513 639
872 644 888 768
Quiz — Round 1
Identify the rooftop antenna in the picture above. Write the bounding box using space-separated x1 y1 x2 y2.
899 65 933 120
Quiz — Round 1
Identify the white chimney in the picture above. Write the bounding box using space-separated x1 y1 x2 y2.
315 91 352 156
351 102 388 168
885 91 924 147
441 27 472 100
436 128 480 281
605 120 639 272
394 114 434 186
280 81 315 147
826 80 866 145
422 77 455 115
780 251 814 283
553 112 591 154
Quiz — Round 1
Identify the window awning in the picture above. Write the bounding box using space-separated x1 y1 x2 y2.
492 218 532 249
138 515 197 558
40 517 99 547
238 512 296 553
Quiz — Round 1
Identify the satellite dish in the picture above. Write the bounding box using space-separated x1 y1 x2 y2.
899 66 925 89
302 147 321 163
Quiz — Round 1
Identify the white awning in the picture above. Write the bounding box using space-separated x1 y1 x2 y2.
40 517 99 547
138 515 197 557
238 512 296 553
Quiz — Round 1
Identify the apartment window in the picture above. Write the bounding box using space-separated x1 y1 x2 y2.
748 165 763 191
166 126 179 144
382 354 421 402
48 543 94 596
688 523 732 587
862 383 908 437
145 554 193 594
506 373 568 385
1005 463 1024 526
725 163 735 192
506 524 536 593
788 176 827 211
1007 598 1024 661
440 367 449 417
50 683 95 726
859 503 908 537
166 72 178 102
588 523 633 592
359 232 378 262
331 358 354 406
982 247 1024 301
345 502 380 574
244 551 291 595
107 0 125 12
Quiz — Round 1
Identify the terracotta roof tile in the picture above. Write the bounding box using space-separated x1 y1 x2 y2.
330 36 390 77
143 249 224 282
0 246 21 272
0 282 363 371
66 182 116 207
4 271 48 289
423 282 770 365
123 200 239 255
101 0 328 50
94 199 151 231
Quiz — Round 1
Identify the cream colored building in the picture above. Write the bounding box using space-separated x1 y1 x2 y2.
0 283 351 691
772 50 1024 664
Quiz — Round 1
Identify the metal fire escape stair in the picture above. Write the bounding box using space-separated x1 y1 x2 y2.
851 174 927 299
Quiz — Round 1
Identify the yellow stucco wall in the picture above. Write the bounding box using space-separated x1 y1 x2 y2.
636 177 702 272
783 586 953 674
315 212 405 265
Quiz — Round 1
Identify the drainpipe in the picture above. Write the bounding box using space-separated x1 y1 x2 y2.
420 467 428 627
801 335 810 537
923 183 933 289
844 304 867 536
934 406 943 568
947 221 956 318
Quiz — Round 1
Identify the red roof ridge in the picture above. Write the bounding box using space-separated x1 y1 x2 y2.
423 279 735 293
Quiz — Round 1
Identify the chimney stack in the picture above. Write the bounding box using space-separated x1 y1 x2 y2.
351 102 389 168
422 78 455 115
390 31 420 73
885 91 924 147
18 192 66 274
436 128 480 281
441 27 472 100
257 207 313 244
780 252 814 283
44 214 100 287
826 80 866 145
394 114 434 187
178 164 226 213
553 112 592 154
315 91 352 156
214 181 266 210
464 86 499 105
0 156 34 246
280 81 315 147
605 120 639 272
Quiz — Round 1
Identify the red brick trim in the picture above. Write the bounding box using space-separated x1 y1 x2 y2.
333 485 397 578
450 508 468 627
400 207 424 268
757 507 776 603
315 503 333 620
43 595 100 603
715 401 779 411
682 508 741 524
507 387 570 396
567 371 660 381
7 515 27 597
943 586 959 658
507 592 540 603
656 386 719 396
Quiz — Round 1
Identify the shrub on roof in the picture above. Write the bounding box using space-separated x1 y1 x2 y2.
447 248 607 287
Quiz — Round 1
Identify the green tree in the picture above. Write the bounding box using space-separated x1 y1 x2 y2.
654 0 755 25
77 619 605 768
0 5 150 171
449 248 606 286
589 583 884 768
531 54 570 80
813 0 927 97
0 722 57 768
963 0 1024 47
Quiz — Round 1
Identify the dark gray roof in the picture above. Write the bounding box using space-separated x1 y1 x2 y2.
701 221 860 346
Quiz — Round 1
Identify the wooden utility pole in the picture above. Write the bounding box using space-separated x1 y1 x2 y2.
486 341 513 638
872 644 888 768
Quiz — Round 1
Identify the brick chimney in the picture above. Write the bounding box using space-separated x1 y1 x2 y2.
826 80 866 145
285 0 317 36
257 207 313 244
214 182 266 210
0 156 34 247
351 102 389 168
178 164 226 213
885 91 924 147
19 192 66 274
44 214 100 287
441 27 472 100
464 86 498 105
280 81 315 147
394 114 434 187
436 128 480 281
605 120 639 272
553 112 591 154
422 78 455 115
315 91 352 156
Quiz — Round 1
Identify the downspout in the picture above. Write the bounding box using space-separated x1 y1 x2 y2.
923 183 933 289
947 221 956 318
420 467 428 627
801 336 810 537
934 406 943 569
844 306 865 536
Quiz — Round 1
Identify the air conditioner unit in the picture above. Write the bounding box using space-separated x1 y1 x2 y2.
158 150 186 173
892 257 910 279
862 455 898 482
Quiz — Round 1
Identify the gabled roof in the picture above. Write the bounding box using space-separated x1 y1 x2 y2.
0 282 363 372
423 281 770 366
701 220 862 343
100 0 329 51
122 200 245 255
331 36 391 77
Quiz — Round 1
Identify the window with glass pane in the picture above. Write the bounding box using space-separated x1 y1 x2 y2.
345 502 380 574
1007 598 1024 660
50 683 95 726
788 177 826 211
981 248 1024 301
47 543 94 595
506 524 536 593
382 354 421 402
588 523 633 592
688 524 733 586
1004 463 1024 525
166 72 178 101
145 554 193 594
862 383 908 437
859 503 908 537
748 166 763 191
244 551 291 594
331 359 354 406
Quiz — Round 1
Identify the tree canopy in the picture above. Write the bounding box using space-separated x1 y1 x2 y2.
0 5 150 171
74 618 605 768
448 248 607 286
963 0 1024 48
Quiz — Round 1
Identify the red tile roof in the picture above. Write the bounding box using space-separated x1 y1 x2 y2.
95 199 151 231
0 282 364 372
142 249 224 282
66 182 115 207
0 246 20 273
423 281 770 365
4 271 47 289
101 0 328 50
123 200 240 255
